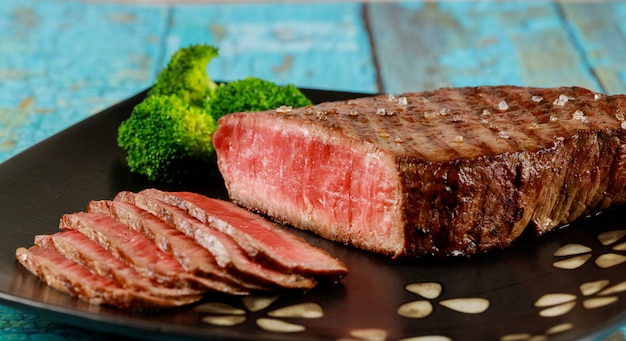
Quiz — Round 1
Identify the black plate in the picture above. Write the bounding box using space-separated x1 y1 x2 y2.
1 89 625 341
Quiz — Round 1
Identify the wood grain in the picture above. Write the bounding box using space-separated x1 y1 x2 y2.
165 3 377 92
366 2 601 94
560 2 626 95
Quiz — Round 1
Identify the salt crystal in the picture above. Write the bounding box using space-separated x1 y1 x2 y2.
454 135 464 143
550 115 558 122
481 109 490 116
378 131 390 138
531 96 543 103
594 93 603 101
316 111 327 120
398 96 408 106
622 121 626 130
498 100 509 111
376 108 386 116
394 136 403 143
616 113 625 121
416 97 429 103
304 106 314 115
572 110 587 122
276 105 292 114
424 107 449 118
573 110 584 119
387 94 397 102
453 114 462 122
498 131 510 139
528 121 539 130
553 94 572 106
346 99 357 105
348 110 359 117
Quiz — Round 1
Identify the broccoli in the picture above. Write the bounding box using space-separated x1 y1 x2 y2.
117 43 312 184
148 44 219 107
206 77 313 120
117 94 216 183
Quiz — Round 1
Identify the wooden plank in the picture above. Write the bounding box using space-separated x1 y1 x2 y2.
0 1 167 161
165 3 378 93
366 2 600 94
559 2 626 95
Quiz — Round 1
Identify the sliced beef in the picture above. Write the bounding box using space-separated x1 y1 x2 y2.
15 246 198 309
16 185 350 309
34 232 203 299
114 191 317 290
86 200 255 293
212 85 626 258
59 212 231 292
136 188 348 279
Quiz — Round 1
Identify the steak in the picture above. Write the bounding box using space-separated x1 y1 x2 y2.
114 191 318 290
212 85 626 258
59 212 225 291
34 232 203 300
16 245 199 309
137 189 348 279
16 190 349 309
86 200 252 293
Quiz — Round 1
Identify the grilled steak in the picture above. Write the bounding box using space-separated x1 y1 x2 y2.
60 212 225 291
86 200 253 293
34 232 203 299
16 190 348 309
136 189 348 279
16 245 200 309
114 191 318 290
213 85 626 258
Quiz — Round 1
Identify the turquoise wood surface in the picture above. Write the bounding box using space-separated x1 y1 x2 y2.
368 2 602 92
1 1 626 340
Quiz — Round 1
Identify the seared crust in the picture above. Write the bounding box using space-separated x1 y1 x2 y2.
215 86 626 258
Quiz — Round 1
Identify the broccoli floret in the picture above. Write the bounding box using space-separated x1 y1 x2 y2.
148 44 219 107
206 77 313 120
117 94 216 184
118 43 313 184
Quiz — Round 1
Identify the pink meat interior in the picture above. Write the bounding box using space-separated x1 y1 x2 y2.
214 114 404 254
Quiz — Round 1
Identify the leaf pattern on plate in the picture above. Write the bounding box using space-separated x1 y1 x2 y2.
397 282 490 319
552 229 626 270
196 295 323 333
534 279 626 317
499 323 573 341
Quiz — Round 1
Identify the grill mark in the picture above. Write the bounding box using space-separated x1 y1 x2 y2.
475 88 528 153
520 106 558 148
388 107 427 157
453 87 506 157
366 96 429 157
403 92 464 160
287 86 623 163
540 105 582 143
533 104 569 145
320 95 432 158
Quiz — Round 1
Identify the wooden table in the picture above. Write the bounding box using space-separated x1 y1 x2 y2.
1 1 625 340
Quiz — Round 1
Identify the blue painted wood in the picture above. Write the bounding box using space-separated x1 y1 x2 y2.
0 1 167 162
560 2 626 95
367 2 600 93
165 3 378 93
